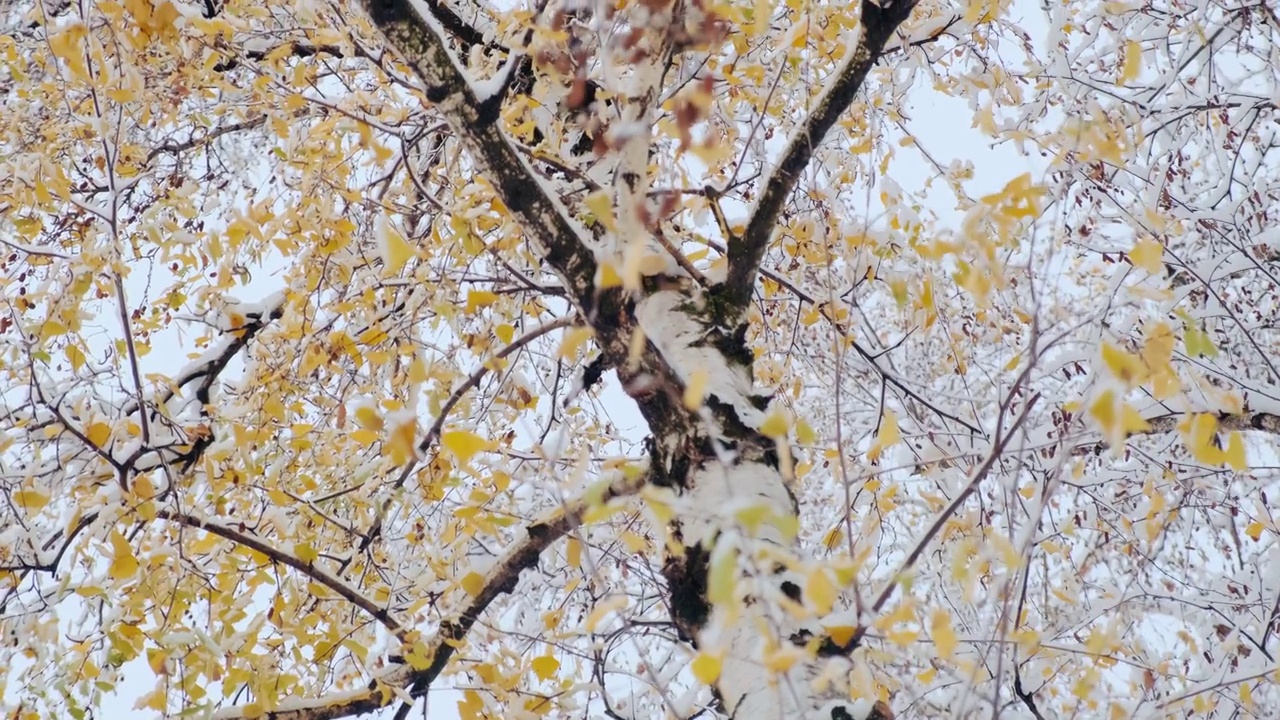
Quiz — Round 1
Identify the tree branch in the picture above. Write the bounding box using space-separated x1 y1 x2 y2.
1142 410 1280 435
208 470 648 720
356 0 599 311
721 0 920 314
159 509 410 644
701 235 981 434
349 315 578 557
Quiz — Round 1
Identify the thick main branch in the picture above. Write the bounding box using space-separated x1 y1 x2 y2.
357 0 599 310
721 0 920 314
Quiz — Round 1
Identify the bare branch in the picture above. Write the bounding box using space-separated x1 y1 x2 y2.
350 315 578 556
721 0 920 314
1060 410 1280 458
209 470 648 720
1134 410 1280 437
356 0 599 310
158 509 411 644
702 235 982 434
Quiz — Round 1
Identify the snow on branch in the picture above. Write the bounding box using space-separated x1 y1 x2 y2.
120 292 286 421
1060 409 1280 459
351 315 578 557
208 469 648 720
158 509 410 642
721 0 920 315
355 0 599 310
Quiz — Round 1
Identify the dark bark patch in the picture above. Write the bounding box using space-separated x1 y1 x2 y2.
780 580 801 602
704 396 754 440
423 84 449 103
368 0 412 26
663 542 711 642
707 321 754 370
815 632 861 657
475 92 502 127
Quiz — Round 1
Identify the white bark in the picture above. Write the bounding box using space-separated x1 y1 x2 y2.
638 292 886 720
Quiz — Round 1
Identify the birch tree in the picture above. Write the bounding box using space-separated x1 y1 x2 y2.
2 0 1280 718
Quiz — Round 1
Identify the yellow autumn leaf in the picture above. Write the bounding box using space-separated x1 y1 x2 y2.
408 357 429 385
707 545 737 606
801 305 821 326
385 416 418 465
1119 40 1142 86
530 654 559 681
13 486 51 511
763 645 803 673
867 409 901 461
596 262 624 289
752 0 771 36
1088 390 1152 447
683 368 709 410
874 599 917 630
465 290 498 313
821 526 844 551
825 624 858 647
1120 403 1152 435
358 326 389 346
350 428 379 446
1181 413 1223 465
620 530 648 553
804 567 837 615
583 191 616 232
963 0 998 24
379 216 415 273
354 405 383 431
86 422 112 447
459 571 485 597
495 323 515 344
890 277 909 307
1142 321 1179 398
1129 238 1163 274
1224 431 1247 471
559 326 594 360
795 418 817 445
931 609 957 659
1245 521 1264 541
733 503 769 537
1100 342 1146 386
690 652 721 684
108 529 139 581
759 408 789 438
456 691 482 719
689 139 733 166
48 23 90 81
442 430 491 465
293 542 318 564
137 688 168 712
635 253 669 276
65 344 86 371
189 531 221 555
403 641 434 670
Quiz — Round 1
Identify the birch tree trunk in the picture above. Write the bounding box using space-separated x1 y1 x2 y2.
358 0 916 717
